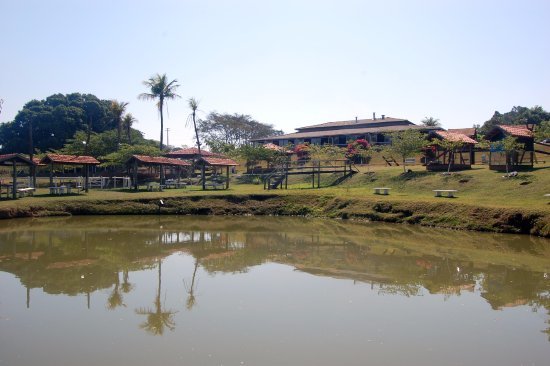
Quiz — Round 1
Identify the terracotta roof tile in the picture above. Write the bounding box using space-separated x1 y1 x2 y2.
166 147 216 157
498 125 534 138
0 153 36 165
200 157 239 166
41 154 100 165
447 128 476 137
130 155 191 166
434 131 478 144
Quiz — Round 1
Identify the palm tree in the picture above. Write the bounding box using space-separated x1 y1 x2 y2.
421 116 441 127
187 98 201 154
122 113 137 145
110 100 129 149
138 73 181 151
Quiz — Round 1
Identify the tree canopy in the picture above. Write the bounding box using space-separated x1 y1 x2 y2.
385 130 427 172
198 113 283 152
0 93 117 153
479 106 550 134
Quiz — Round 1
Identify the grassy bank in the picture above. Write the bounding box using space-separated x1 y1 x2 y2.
0 165 548 236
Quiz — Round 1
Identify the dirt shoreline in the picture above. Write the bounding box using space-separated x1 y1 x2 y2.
0 194 548 237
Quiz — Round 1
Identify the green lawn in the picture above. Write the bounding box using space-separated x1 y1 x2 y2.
1 163 549 211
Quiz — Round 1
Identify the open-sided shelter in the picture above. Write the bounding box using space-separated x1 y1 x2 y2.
165 147 218 160
485 125 534 171
425 131 477 171
197 157 238 190
40 154 100 192
126 155 191 190
0 154 36 199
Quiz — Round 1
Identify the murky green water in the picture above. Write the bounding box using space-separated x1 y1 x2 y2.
0 216 549 366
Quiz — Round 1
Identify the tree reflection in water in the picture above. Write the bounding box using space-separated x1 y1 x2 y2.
0 216 549 339
135 259 177 335
184 257 200 310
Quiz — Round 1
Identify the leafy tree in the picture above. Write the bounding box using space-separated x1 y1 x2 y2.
58 129 155 158
139 73 181 151
491 135 525 173
187 98 201 153
479 106 550 134
421 117 441 127
0 93 115 154
236 144 276 171
198 112 283 151
110 100 129 149
534 121 550 142
308 144 346 161
101 143 161 168
385 130 427 172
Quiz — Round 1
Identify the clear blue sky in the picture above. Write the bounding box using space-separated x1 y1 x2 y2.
1 0 549 147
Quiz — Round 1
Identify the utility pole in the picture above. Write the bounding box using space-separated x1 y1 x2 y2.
166 128 170 148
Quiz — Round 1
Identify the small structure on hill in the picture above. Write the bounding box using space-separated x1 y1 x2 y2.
40 154 100 192
425 131 477 171
485 125 534 171
0 154 36 199
126 155 191 190
196 157 238 190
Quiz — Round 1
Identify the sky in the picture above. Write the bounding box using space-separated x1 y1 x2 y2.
1 0 549 147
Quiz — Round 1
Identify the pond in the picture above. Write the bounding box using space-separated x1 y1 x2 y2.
0 216 549 366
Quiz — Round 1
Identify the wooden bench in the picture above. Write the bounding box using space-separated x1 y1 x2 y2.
17 187 36 197
434 189 458 198
204 182 226 190
373 187 391 195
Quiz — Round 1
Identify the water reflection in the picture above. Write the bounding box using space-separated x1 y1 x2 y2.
0 215 549 341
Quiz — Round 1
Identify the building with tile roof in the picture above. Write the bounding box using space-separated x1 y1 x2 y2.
252 115 440 147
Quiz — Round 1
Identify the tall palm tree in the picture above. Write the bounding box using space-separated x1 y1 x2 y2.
187 98 201 154
138 73 181 151
110 100 129 149
122 113 137 145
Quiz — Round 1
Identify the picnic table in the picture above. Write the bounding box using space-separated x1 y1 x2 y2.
433 189 458 198
373 187 391 195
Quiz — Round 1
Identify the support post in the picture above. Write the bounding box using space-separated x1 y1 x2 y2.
12 161 17 199
133 160 138 190
49 163 54 187
85 165 89 192
201 164 206 190
226 166 230 189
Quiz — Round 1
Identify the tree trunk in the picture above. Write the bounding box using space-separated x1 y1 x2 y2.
159 98 164 151
193 111 201 154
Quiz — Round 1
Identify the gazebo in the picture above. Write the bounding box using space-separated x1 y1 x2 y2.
197 157 238 190
485 125 534 171
40 154 100 192
126 155 191 190
425 131 477 171
0 154 36 199
165 147 218 160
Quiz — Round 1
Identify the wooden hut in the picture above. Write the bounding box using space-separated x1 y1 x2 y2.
425 131 477 171
197 157 238 190
0 154 37 199
485 125 534 171
40 154 100 192
126 155 191 190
